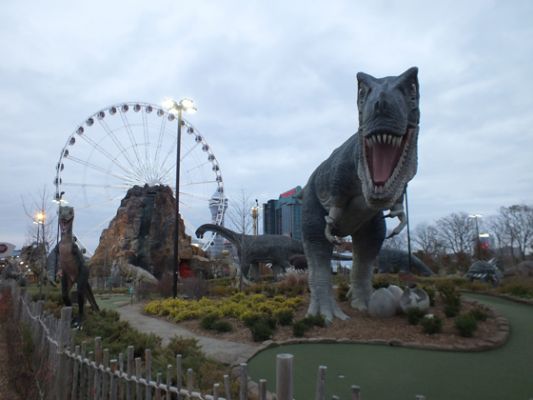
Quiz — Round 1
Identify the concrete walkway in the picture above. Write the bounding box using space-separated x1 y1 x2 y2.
115 303 259 365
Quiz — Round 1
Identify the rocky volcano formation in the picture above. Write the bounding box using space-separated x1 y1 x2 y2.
90 184 200 279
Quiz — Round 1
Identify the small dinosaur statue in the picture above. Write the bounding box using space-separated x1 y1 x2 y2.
57 206 99 323
301 67 420 322
196 224 305 278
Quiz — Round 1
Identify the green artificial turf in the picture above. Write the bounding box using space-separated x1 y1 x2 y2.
247 294 533 399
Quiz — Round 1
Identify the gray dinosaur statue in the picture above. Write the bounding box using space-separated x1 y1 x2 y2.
195 224 303 278
301 67 420 321
377 248 433 276
57 206 99 323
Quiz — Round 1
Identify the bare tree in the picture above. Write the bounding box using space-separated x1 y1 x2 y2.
496 204 533 261
414 222 445 256
436 212 476 256
21 186 58 288
226 190 256 235
22 186 57 249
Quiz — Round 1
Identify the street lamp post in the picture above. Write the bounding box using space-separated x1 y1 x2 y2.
469 214 482 259
162 98 197 298
34 210 46 296
251 199 259 236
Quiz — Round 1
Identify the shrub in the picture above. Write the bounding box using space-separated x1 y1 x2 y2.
337 281 350 302
241 312 264 328
468 306 488 322
250 319 273 342
444 303 461 318
302 314 326 328
455 314 478 337
200 314 219 330
438 282 462 317
406 308 426 325
420 314 442 335
212 320 233 333
274 308 294 326
292 320 308 337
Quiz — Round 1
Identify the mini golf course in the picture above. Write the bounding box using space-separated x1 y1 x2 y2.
247 294 533 399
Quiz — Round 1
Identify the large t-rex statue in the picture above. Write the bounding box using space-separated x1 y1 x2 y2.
57 206 99 323
301 67 420 322
196 224 304 278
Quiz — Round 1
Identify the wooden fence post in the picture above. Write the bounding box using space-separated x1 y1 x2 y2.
351 385 361 400
176 354 183 396
239 363 248 400
315 365 327 400
258 379 267 400
215 382 222 400
110 359 118 400
135 357 142 400
223 374 232 400
155 372 162 400
276 354 293 400
80 341 88 400
103 348 110 399
55 307 72 400
165 364 172 400
71 345 81 400
126 346 134 400
145 349 152 400
187 368 194 395
95 337 103 400
87 351 95 400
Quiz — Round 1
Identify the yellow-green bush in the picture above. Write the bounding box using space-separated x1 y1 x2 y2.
144 292 304 323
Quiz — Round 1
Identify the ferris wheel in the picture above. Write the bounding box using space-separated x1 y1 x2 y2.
53 101 225 253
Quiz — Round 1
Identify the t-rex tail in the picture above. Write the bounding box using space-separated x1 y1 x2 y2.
85 283 100 312
195 224 242 246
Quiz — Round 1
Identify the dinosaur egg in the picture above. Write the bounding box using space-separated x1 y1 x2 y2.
399 287 430 313
368 288 398 318
387 285 404 312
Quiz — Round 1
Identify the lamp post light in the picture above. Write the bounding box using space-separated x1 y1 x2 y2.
468 214 482 259
251 199 259 236
34 210 46 296
162 98 197 298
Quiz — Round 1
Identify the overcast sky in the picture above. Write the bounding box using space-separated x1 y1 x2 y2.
1 0 532 251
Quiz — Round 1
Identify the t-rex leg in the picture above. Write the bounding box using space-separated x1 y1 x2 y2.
76 268 88 321
349 212 386 311
61 273 72 307
302 192 349 322
303 238 348 322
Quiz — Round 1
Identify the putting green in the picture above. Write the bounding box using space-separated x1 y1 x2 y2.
247 294 533 399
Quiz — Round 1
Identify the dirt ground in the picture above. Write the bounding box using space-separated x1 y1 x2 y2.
0 321 21 400
178 297 503 350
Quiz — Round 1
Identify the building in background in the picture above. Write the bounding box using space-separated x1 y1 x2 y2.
263 186 303 241
208 190 228 257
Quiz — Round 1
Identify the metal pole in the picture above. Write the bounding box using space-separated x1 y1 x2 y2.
474 217 480 259
405 186 413 273
173 107 183 298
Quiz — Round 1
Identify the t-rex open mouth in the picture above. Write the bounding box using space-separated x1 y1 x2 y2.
60 217 73 233
364 128 413 190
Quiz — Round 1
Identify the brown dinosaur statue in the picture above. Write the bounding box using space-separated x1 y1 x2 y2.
57 206 99 324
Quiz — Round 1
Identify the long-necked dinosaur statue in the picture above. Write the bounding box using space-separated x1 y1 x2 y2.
301 67 420 322
195 224 352 279
196 224 304 278
57 206 99 324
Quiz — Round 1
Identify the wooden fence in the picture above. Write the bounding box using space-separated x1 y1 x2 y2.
5 281 428 400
